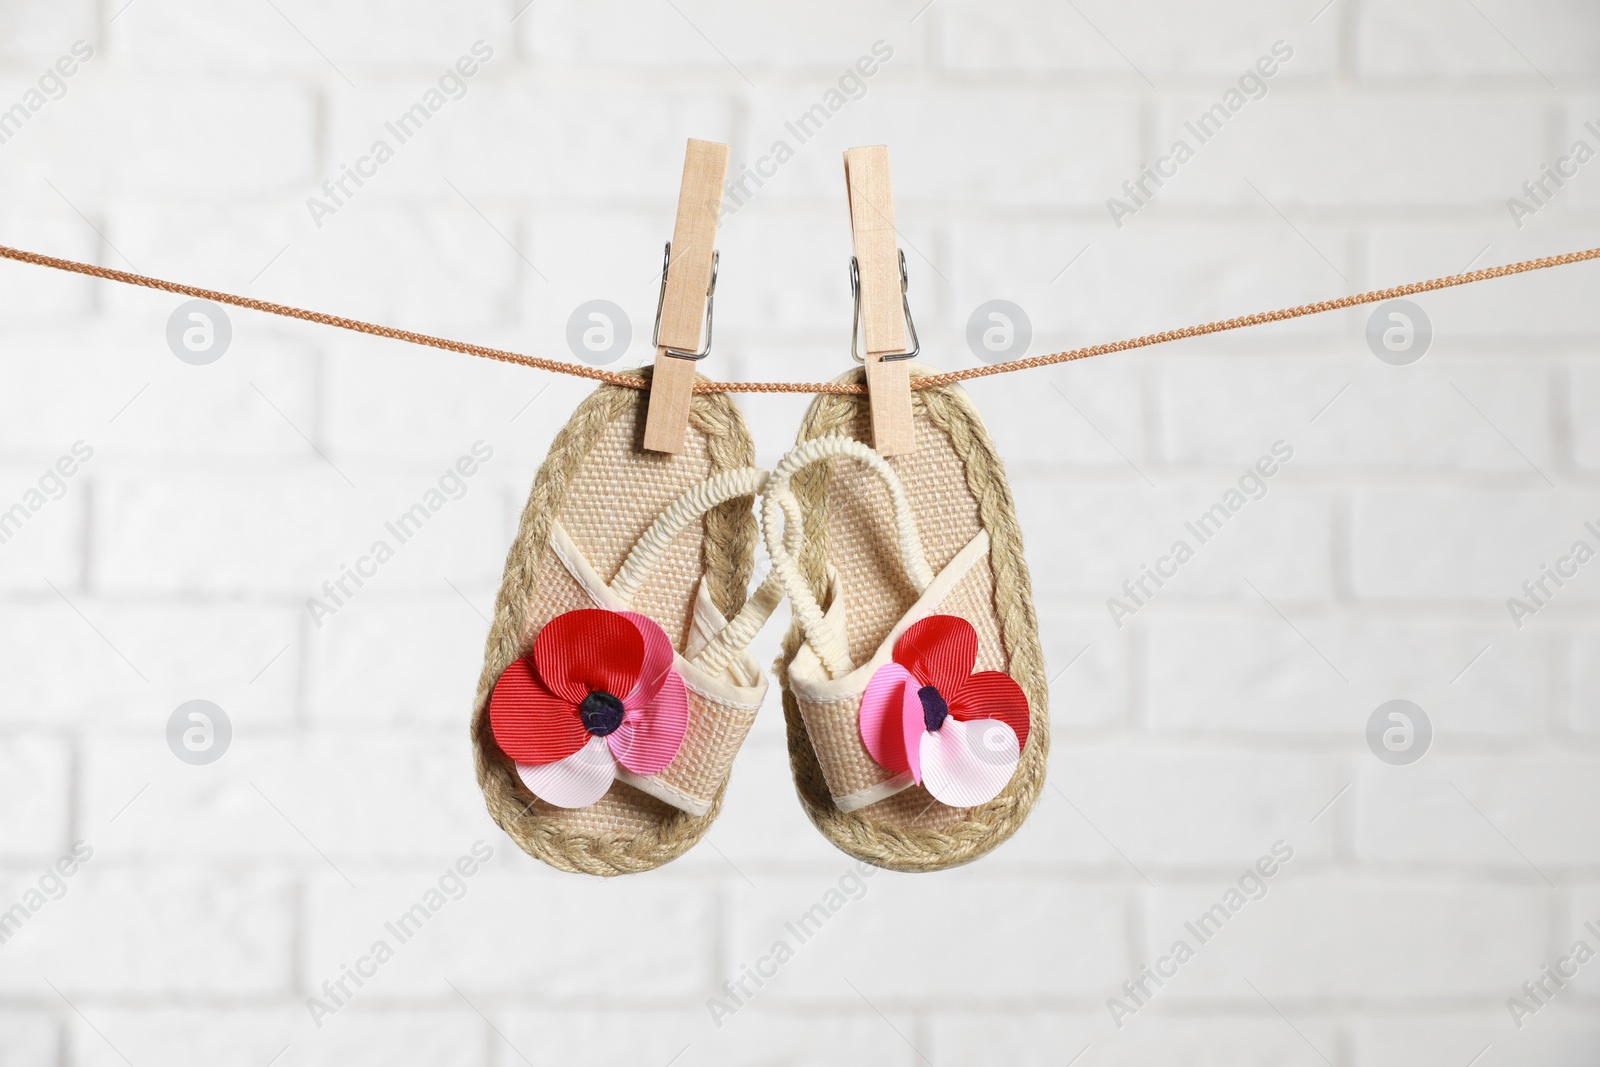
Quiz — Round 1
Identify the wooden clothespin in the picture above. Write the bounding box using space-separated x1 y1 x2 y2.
642 138 729 454
844 145 917 456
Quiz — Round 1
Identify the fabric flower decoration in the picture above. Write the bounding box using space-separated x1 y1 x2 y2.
489 608 688 808
858 615 1030 807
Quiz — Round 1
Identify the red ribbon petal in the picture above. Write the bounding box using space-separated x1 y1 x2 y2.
893 615 979 696
532 608 644 704
488 656 590 765
948 670 1031 753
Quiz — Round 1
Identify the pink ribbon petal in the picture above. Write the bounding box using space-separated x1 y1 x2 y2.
516 736 617 808
608 669 689 776
918 717 1020 808
619 611 676 711
902 681 926 785
859 662 918 776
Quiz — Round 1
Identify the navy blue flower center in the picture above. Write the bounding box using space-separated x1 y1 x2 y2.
918 685 949 732
579 690 626 736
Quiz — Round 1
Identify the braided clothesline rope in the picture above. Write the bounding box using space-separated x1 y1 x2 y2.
2 241 1597 394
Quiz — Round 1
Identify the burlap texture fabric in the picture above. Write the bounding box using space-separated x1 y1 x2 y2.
777 365 1049 871
471 368 758 876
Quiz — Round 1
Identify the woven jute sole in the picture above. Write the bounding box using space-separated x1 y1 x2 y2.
470 368 758 876
777 365 1049 872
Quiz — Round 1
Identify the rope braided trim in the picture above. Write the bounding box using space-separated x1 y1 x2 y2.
775 367 1050 873
468 366 758 877
2 241 1597 394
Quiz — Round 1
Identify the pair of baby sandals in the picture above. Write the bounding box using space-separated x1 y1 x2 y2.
469 363 1049 876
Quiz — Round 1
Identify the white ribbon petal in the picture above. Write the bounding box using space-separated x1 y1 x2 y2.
517 735 617 808
918 717 1020 808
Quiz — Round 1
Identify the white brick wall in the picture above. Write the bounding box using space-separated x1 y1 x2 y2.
1 1 1598 1064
